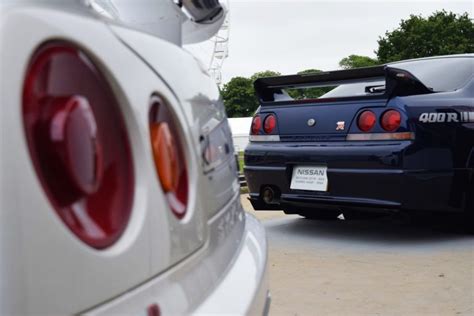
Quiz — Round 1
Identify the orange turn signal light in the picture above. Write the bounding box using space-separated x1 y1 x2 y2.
149 95 188 219
150 122 179 192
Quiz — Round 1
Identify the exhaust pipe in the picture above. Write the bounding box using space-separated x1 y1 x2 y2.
262 187 275 204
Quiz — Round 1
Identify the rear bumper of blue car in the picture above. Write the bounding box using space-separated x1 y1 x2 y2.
244 140 471 213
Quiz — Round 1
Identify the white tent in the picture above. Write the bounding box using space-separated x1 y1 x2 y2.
228 117 252 152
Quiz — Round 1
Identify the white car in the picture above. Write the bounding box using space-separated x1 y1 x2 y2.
0 0 269 314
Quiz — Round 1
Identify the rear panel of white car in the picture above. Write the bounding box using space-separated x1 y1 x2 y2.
1 4 174 313
110 25 242 219
0 2 267 315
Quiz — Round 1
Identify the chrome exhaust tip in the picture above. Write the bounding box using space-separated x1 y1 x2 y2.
262 187 275 204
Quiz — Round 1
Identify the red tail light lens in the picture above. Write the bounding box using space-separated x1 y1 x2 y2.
263 114 276 134
381 110 401 132
251 115 261 135
358 110 377 132
147 304 161 316
149 95 188 219
22 42 134 249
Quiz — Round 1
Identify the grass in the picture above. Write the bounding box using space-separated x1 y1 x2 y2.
238 151 245 172
240 186 249 194
237 152 248 194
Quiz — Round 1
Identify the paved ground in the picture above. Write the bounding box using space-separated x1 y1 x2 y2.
240 195 474 316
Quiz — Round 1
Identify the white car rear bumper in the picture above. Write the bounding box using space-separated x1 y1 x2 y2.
195 213 270 315
86 195 270 315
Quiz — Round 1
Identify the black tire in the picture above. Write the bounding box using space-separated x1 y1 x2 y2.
467 214 474 234
300 211 341 220
342 210 388 220
465 173 474 233
465 183 474 234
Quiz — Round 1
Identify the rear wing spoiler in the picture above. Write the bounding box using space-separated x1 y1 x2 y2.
254 65 433 103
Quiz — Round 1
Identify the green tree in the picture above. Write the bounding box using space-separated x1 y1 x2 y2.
221 76 256 117
222 71 281 117
250 70 281 82
339 55 379 69
376 10 474 63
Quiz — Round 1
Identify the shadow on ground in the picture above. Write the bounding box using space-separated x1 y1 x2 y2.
263 214 474 249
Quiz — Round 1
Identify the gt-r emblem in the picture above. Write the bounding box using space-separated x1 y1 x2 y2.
307 118 316 127
336 121 345 131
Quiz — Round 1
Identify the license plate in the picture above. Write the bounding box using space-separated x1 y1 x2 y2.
290 165 328 192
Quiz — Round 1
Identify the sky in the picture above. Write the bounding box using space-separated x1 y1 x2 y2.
186 0 472 84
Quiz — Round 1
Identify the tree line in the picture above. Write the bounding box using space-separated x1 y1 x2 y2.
222 10 473 117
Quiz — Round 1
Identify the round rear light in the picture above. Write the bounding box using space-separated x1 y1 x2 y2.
149 95 188 219
358 110 377 132
381 110 401 132
263 114 276 134
251 115 261 135
22 42 134 249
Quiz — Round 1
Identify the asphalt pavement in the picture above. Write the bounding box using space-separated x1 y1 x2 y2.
241 195 474 316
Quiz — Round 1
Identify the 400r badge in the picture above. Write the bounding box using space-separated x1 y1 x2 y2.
419 111 474 123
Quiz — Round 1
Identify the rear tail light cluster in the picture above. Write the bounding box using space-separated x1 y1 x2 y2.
251 115 261 135
23 42 134 249
263 114 276 134
357 109 402 132
149 95 188 219
349 109 413 141
381 110 401 132
357 110 377 132
250 114 280 142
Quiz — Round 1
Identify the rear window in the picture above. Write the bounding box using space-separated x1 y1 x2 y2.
322 56 473 98
392 57 473 92
318 79 385 99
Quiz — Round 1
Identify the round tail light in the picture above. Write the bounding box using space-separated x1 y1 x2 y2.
381 110 401 132
251 115 261 135
149 95 188 219
263 114 276 134
358 110 377 132
22 42 134 249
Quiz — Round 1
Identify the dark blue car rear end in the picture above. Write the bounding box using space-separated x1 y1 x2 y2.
244 55 474 221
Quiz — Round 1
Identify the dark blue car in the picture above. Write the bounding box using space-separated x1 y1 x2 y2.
244 55 474 227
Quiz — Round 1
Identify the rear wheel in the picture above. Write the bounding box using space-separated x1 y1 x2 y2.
465 178 474 233
460 170 474 233
467 213 474 234
342 210 388 220
300 211 341 220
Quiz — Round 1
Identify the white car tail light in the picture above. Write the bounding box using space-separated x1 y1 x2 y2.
22 42 134 249
149 95 188 219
